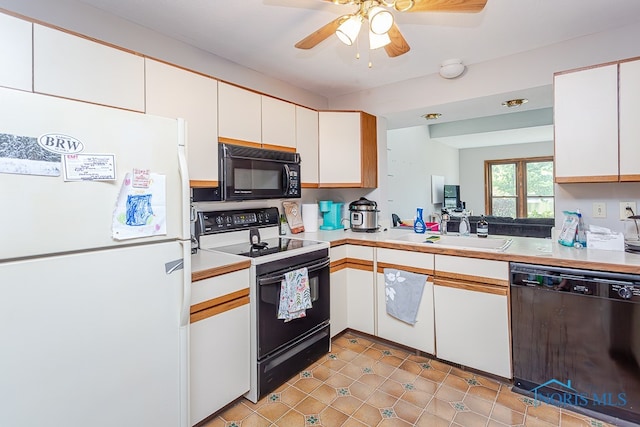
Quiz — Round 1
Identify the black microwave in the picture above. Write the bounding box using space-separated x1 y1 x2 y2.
195 143 301 201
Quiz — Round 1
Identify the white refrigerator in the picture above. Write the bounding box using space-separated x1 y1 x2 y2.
0 87 191 427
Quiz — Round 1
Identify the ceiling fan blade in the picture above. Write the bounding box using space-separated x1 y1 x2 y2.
295 17 346 49
384 23 410 57
406 0 487 13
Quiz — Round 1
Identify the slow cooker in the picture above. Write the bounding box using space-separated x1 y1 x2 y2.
348 197 379 232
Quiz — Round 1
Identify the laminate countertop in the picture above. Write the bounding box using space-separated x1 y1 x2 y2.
191 227 640 277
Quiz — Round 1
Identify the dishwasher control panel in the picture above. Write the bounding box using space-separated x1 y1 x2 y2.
610 283 640 301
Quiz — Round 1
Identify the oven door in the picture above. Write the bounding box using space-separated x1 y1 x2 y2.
257 255 330 359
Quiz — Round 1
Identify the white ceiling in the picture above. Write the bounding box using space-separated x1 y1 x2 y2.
73 0 640 145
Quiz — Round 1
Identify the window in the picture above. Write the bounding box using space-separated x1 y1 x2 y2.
485 157 554 218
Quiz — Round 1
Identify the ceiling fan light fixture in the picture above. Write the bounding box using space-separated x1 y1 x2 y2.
369 30 391 49
502 98 529 108
393 0 415 12
336 14 363 46
439 58 465 79
368 6 394 35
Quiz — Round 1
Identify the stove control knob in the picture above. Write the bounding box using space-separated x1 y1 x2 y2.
215 216 223 225
618 286 633 300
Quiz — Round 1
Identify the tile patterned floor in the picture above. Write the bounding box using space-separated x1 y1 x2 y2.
202 332 617 427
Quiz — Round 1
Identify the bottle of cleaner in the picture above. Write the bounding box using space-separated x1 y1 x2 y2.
414 208 426 234
477 215 489 238
575 209 587 248
459 212 470 236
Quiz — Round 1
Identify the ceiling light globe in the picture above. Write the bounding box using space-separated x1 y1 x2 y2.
369 30 391 50
336 15 363 46
439 59 465 79
369 6 394 35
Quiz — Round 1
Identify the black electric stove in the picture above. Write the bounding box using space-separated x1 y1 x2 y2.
212 237 325 258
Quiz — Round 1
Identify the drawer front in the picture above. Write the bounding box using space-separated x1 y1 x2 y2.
435 254 508 284
346 244 374 261
191 269 250 305
377 248 434 269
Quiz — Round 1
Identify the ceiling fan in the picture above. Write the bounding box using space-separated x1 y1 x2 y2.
295 0 487 58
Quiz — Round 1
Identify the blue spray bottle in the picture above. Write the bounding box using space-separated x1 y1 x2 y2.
414 208 426 234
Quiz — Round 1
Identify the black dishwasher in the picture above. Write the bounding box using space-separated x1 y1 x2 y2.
511 262 640 425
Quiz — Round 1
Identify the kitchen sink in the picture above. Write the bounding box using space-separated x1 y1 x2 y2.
387 233 513 252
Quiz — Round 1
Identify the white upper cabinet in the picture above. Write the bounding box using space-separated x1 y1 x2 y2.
619 59 640 181
554 64 619 182
0 13 32 91
296 106 319 186
145 59 218 185
218 82 261 144
33 25 145 111
318 111 377 188
261 96 296 150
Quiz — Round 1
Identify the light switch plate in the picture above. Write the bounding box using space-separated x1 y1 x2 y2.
592 202 606 218
619 201 637 220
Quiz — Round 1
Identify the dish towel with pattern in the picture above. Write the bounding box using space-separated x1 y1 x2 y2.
278 266 312 322
384 268 427 325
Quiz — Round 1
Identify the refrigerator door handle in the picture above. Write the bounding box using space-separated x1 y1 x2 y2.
165 259 184 274
177 118 190 241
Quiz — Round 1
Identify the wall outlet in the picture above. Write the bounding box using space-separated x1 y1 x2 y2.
592 202 606 218
619 201 637 220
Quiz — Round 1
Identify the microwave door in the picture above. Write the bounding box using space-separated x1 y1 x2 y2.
224 157 286 200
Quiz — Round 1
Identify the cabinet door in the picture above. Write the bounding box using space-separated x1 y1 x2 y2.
33 25 144 111
145 59 218 185
376 272 435 354
330 268 348 338
376 248 435 354
434 281 511 378
262 96 296 150
218 82 261 144
619 59 640 181
319 111 362 185
296 106 319 186
347 267 375 335
190 303 250 425
0 13 32 91
554 64 618 182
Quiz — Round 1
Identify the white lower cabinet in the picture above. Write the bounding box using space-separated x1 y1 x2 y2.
433 254 511 378
190 268 250 425
190 304 250 425
329 267 348 338
433 282 511 378
330 244 375 337
376 248 435 354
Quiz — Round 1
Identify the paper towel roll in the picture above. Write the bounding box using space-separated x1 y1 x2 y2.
302 203 319 232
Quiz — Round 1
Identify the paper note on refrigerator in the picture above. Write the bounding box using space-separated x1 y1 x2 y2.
112 172 167 240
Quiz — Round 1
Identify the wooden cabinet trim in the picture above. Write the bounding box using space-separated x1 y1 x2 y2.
620 174 640 182
218 137 262 148
190 294 250 323
555 175 619 183
360 112 378 188
190 180 219 188
434 278 508 296
376 262 433 277
301 183 320 188
261 143 296 153
330 258 373 273
190 287 249 319
191 261 251 282
435 271 508 287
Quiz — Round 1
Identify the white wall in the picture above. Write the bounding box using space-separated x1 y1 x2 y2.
387 126 459 222
458 141 554 216
555 183 640 237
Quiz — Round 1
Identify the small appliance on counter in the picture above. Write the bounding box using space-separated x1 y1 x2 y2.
319 200 343 230
348 197 379 232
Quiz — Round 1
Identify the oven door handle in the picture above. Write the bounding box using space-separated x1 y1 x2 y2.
258 258 330 286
